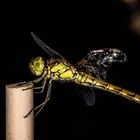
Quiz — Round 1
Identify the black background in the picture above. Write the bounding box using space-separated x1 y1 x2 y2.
1 1 140 140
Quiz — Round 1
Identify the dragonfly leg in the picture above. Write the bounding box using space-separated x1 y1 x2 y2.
33 77 48 94
22 75 45 91
34 79 52 117
24 79 52 118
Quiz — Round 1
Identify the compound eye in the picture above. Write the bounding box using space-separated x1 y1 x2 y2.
35 62 41 68
30 57 45 76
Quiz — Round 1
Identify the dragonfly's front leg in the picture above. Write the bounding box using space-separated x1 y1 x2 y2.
33 76 48 94
22 73 46 91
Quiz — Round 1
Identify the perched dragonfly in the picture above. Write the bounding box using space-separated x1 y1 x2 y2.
24 32 140 117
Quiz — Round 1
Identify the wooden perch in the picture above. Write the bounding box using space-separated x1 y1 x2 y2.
6 82 34 140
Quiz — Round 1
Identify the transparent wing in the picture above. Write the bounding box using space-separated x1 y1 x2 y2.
75 85 96 106
75 48 127 80
31 32 65 59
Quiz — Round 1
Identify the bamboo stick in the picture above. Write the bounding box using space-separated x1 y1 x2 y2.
6 82 34 140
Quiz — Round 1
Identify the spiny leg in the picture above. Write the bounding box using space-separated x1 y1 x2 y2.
24 79 52 118
33 76 48 94
24 77 48 118
22 73 46 91
25 76 47 93
34 79 52 117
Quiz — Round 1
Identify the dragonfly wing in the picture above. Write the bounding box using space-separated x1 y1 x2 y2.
75 48 127 80
31 32 64 59
75 85 96 106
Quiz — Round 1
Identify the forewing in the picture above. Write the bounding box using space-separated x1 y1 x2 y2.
75 52 107 80
31 32 64 59
75 48 127 80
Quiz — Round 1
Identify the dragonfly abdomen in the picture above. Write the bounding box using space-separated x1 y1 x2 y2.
74 71 140 104
95 82 140 104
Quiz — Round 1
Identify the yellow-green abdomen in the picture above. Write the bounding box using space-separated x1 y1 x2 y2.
74 71 140 104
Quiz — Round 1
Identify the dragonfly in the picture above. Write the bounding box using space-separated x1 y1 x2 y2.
24 32 140 117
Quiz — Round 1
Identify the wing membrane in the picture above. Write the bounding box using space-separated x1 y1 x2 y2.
75 48 127 80
75 85 96 106
31 32 64 59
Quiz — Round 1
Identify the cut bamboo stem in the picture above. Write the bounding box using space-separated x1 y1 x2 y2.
6 82 34 140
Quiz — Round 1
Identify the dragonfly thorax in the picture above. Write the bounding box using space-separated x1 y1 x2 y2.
29 56 45 76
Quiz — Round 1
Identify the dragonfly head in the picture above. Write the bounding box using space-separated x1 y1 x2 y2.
29 56 45 76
